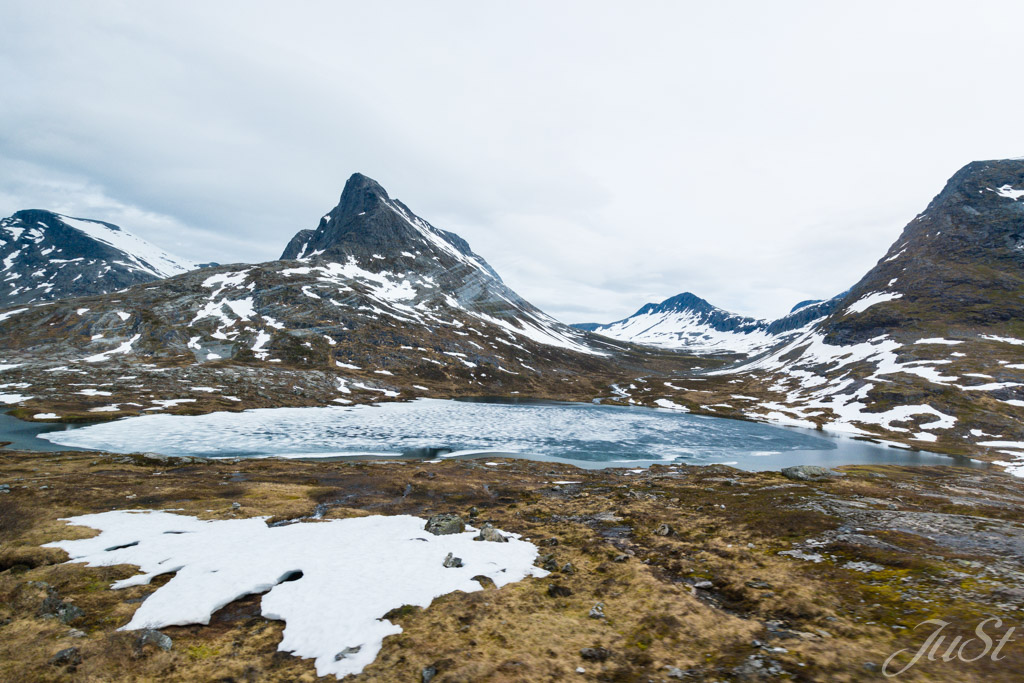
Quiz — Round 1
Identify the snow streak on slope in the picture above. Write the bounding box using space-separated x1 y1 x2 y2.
46 510 545 678
594 308 778 355
57 215 195 278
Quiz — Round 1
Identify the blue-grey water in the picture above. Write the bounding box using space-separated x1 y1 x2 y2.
18 398 986 471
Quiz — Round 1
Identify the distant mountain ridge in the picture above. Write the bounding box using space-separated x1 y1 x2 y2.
0 209 195 305
576 291 843 355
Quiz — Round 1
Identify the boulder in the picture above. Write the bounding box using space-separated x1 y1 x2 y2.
136 629 173 652
780 465 839 482
473 523 508 543
424 514 465 536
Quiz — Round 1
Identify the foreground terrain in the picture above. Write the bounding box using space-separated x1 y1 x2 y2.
1 450 1022 681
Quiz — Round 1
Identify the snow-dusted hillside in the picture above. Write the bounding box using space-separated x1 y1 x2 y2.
579 292 840 356
0 210 195 304
0 174 619 417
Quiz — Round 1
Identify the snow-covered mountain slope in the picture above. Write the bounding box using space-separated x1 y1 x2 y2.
578 291 842 356
278 173 601 356
702 159 1024 461
0 210 196 305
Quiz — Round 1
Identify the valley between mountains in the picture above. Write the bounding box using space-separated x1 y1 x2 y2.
3 160 1024 683
2 160 1024 470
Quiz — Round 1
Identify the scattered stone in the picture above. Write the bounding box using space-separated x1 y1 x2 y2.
442 552 463 568
539 554 559 571
136 628 173 652
467 506 479 518
538 537 559 547
843 561 885 573
589 602 605 619
745 579 773 590
655 523 675 537
613 554 629 562
49 647 81 668
547 584 573 598
580 647 610 662
0 483 10 494
334 645 361 661
472 575 496 589
424 514 465 536
561 562 576 575
693 580 713 589
732 654 785 678
422 665 437 682
664 666 696 679
67 629 86 638
780 465 839 482
473 522 508 543
38 589 84 624
231 502 241 510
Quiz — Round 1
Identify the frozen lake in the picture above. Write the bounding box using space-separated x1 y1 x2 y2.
33 398 985 471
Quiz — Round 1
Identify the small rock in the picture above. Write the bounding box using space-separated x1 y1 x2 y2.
136 628 173 652
745 579 773 590
664 666 691 680
780 465 839 482
612 554 629 562
655 523 675 537
39 590 84 624
547 584 573 598
49 647 82 667
576 666 585 674
424 514 465 536
472 575 496 589
473 522 508 543
561 562 576 575
468 506 479 518
0 483 10 494
589 602 605 619
693 580 713 589
334 645 361 661
540 554 559 571
442 552 463 568
538 537 559 547
231 502 241 510
422 665 438 683
580 647 610 662
67 629 86 638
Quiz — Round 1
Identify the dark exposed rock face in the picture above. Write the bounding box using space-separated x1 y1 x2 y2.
0 210 194 305
281 173 522 316
823 158 1024 344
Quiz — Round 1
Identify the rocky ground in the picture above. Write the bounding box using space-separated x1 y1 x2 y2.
2 450 1023 681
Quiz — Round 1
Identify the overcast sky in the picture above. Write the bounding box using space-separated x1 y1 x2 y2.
2 2 1022 323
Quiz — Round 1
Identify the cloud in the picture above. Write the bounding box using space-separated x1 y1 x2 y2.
2 1 1023 322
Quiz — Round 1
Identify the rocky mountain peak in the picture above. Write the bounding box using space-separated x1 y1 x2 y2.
637 292 716 316
823 158 1024 343
335 172 391 217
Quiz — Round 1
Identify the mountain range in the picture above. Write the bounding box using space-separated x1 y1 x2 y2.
574 292 843 356
1 160 1023 469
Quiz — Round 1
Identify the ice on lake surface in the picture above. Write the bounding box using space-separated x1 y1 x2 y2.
37 398 985 471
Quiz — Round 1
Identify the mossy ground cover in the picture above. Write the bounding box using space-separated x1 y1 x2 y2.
0 451 1022 681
